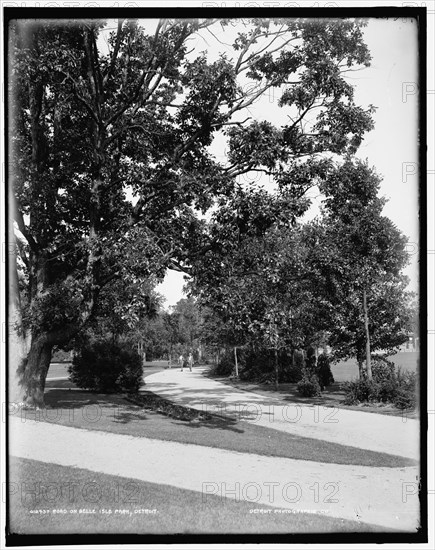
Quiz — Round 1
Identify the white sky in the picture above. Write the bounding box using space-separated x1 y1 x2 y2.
157 17 420 307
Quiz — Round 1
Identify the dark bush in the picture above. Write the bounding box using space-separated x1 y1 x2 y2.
297 375 321 397
305 347 317 376
115 346 145 391
213 347 311 385
342 379 380 405
394 370 417 409
239 365 262 381
293 350 305 371
69 341 143 393
214 350 236 376
280 349 304 383
370 357 398 402
232 348 267 381
317 354 334 390
239 348 303 383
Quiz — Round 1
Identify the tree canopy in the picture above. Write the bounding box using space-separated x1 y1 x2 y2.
189 159 413 383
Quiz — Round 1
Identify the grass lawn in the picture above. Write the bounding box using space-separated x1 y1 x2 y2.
47 361 165 380
47 363 71 378
8 457 391 534
331 352 419 382
20 385 416 468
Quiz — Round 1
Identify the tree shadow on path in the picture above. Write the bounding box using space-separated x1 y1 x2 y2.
39 384 246 434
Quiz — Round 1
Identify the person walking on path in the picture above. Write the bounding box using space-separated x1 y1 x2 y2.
188 353 193 372
179 354 184 370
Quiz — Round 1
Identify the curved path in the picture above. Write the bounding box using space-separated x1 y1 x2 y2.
144 366 420 460
10 415 419 532
8 365 421 532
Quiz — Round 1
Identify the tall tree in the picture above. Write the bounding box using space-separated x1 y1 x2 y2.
170 298 201 351
318 159 413 379
190 199 325 388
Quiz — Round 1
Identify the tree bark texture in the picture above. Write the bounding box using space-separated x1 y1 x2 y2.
19 335 53 408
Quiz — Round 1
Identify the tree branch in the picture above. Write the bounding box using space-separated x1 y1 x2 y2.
15 208 38 252
59 71 99 124
102 18 125 86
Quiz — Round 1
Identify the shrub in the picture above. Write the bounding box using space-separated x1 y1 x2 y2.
69 341 143 393
317 354 334 390
343 359 417 410
372 357 396 384
214 350 236 376
115 346 145 392
342 379 380 405
280 349 304 383
394 370 417 409
297 375 321 397
239 364 262 381
239 348 303 383
305 347 317 376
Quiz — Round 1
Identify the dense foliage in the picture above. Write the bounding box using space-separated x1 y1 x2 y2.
190 159 414 386
342 358 417 409
297 375 322 397
68 341 143 393
212 347 304 383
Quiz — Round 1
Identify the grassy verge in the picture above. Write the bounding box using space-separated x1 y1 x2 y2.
15 387 417 468
214 375 418 419
9 457 391 534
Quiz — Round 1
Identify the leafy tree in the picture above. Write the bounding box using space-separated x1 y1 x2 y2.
199 305 248 375
317 159 413 379
9 17 374 406
133 314 171 361
170 298 201 350
84 280 162 344
190 202 326 388
190 161 413 384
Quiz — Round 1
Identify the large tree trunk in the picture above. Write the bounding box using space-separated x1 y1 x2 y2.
8 212 29 404
10 25 102 410
19 334 54 408
362 287 372 380
13 27 54 409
